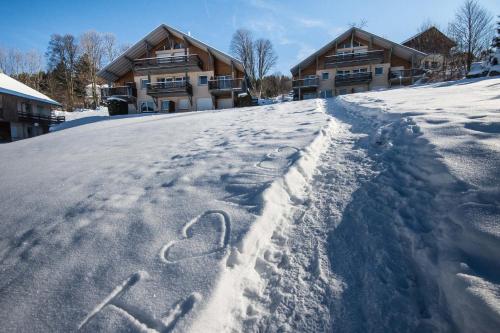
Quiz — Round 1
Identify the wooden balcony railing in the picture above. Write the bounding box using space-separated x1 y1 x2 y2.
17 111 65 125
101 85 137 102
133 55 203 73
335 72 372 86
292 76 320 88
325 50 384 68
389 68 426 79
146 81 193 97
208 78 244 91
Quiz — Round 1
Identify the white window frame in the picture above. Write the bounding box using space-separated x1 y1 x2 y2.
140 79 149 89
322 72 329 80
375 67 384 76
198 75 208 85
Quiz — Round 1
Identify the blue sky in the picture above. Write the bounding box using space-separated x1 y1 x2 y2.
1 0 499 74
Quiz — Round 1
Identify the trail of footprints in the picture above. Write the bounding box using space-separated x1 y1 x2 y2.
79 145 298 332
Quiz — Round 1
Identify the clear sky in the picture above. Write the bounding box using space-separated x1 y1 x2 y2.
1 0 498 74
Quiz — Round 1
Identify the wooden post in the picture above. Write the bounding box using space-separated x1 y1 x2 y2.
388 48 393 87
231 61 235 107
298 66 302 100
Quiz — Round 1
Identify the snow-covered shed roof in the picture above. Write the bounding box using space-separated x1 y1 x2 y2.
0 73 61 106
290 27 427 75
98 24 245 82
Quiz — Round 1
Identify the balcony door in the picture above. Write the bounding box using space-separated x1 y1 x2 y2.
216 75 232 89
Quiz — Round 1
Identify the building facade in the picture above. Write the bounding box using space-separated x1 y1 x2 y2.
290 28 426 99
402 26 456 71
0 73 63 142
98 24 249 114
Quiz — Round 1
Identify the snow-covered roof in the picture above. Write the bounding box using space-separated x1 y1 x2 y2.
0 73 61 106
98 24 245 82
290 27 427 75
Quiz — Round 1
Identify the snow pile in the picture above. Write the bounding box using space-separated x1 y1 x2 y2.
51 107 110 131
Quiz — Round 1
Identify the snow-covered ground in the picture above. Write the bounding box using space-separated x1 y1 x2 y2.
0 78 499 332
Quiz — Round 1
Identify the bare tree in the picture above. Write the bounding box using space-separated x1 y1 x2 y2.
448 0 494 70
348 19 368 29
255 38 277 98
24 50 43 90
230 29 255 83
0 47 7 73
102 33 119 64
80 31 104 108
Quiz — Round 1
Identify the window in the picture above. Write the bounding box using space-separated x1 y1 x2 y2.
375 67 384 75
424 61 430 69
198 75 208 85
140 101 155 112
178 99 189 110
140 79 150 89
322 72 329 80
352 68 368 73
37 105 44 114
337 70 350 76
431 61 439 69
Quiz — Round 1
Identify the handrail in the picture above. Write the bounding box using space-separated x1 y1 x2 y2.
17 111 65 124
208 78 243 90
292 76 320 88
325 49 384 59
135 54 199 61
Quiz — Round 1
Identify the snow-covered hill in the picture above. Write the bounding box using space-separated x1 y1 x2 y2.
0 78 499 332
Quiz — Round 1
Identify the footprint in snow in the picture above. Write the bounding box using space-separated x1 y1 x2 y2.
256 146 299 171
161 210 231 263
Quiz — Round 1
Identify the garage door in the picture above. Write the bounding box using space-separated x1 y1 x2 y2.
217 98 233 109
197 98 213 111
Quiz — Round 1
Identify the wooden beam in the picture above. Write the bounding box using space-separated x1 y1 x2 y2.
207 47 215 72
105 70 119 81
162 26 172 48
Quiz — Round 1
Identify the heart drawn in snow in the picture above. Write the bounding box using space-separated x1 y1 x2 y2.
161 210 231 263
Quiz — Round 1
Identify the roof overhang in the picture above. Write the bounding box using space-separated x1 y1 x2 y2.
0 87 61 107
290 27 427 75
98 24 245 82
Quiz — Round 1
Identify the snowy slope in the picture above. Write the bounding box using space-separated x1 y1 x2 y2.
193 78 500 333
0 78 499 333
0 101 329 332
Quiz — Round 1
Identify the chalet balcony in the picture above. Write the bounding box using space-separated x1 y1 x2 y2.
133 55 203 74
17 111 65 125
335 72 372 86
325 50 385 68
208 78 245 96
101 85 137 103
389 68 426 80
146 81 193 97
292 76 320 89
